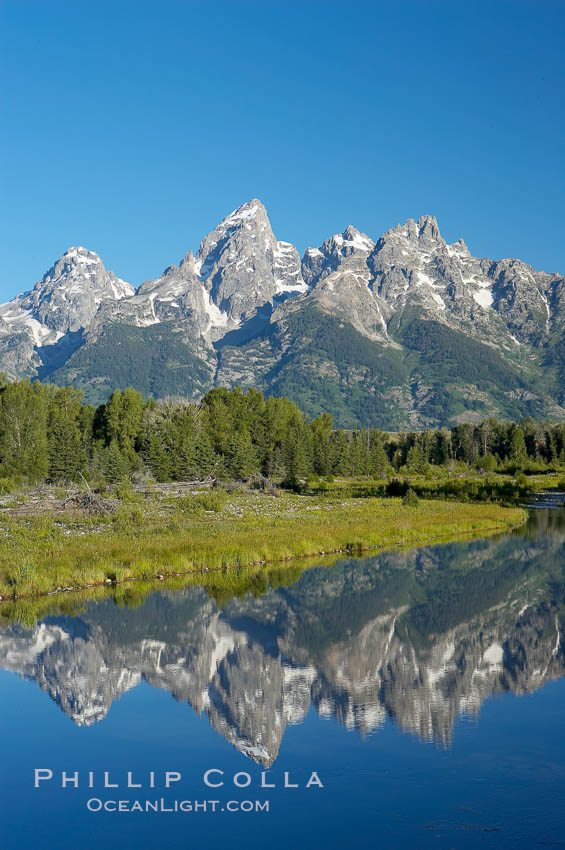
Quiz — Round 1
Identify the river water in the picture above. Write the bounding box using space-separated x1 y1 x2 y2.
1 508 564 849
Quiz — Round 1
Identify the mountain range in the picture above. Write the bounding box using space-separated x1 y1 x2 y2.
1 200 564 427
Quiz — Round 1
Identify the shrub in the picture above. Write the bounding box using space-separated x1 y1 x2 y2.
176 490 227 513
402 489 420 508
114 478 140 503
111 502 145 531
0 476 20 495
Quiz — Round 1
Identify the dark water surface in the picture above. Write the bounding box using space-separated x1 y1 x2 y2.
1 509 565 849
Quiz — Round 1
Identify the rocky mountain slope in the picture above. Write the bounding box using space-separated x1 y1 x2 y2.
1 200 564 427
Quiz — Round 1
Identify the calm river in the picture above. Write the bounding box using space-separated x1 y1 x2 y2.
1 508 564 848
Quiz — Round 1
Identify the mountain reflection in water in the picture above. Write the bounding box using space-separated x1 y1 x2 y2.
1 508 564 766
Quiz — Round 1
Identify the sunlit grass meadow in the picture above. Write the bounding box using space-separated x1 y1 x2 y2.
0 489 526 600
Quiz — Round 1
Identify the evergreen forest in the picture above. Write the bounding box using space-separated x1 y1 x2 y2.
0 376 564 489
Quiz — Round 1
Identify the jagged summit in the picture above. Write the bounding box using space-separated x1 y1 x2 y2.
38 245 134 298
301 224 375 289
447 237 471 258
342 224 374 248
195 199 269 277
375 214 445 252
192 198 305 322
327 225 375 255
0 203 563 427
94 198 305 342
0 245 135 375
222 198 265 223
61 245 102 262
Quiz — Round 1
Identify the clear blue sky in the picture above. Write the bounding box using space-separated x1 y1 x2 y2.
1 0 563 299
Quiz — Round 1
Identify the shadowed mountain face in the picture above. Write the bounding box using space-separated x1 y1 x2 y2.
1 509 564 766
1 202 564 425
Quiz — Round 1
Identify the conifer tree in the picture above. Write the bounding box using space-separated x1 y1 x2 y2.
406 443 428 474
282 414 310 484
330 430 350 475
194 428 217 478
144 431 171 482
104 387 144 463
103 439 131 483
370 435 390 477
509 426 527 464
226 430 258 479
47 386 86 481
48 419 85 481
309 412 333 475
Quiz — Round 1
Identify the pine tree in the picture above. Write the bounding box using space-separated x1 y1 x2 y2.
103 439 131 483
309 412 332 475
226 430 258 479
330 430 350 475
509 426 527 465
432 430 450 465
48 419 85 481
370 436 389 478
194 428 217 478
47 386 86 481
406 443 428 474
282 416 310 485
144 432 171 482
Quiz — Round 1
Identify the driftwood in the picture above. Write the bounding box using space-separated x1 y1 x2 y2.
0 491 117 516
138 475 217 496
0 474 224 517
62 491 117 515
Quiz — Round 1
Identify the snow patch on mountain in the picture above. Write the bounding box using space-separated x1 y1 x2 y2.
0 201 563 422
334 227 375 253
472 288 494 309
223 200 262 225
201 287 230 331
273 242 308 294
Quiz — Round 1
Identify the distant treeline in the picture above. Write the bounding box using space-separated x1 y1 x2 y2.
0 376 564 486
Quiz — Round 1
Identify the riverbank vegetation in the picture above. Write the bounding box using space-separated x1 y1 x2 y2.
0 377 555 602
0 485 525 601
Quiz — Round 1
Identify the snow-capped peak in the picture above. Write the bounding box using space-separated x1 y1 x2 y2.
446 238 471 259
222 198 265 226
319 226 375 259
378 215 444 248
341 225 375 252
195 199 271 282
62 246 102 264
39 247 134 299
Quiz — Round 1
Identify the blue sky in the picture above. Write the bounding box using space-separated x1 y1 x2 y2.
1 0 563 298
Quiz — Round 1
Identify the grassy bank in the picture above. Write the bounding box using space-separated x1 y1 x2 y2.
306 470 565 502
0 487 526 601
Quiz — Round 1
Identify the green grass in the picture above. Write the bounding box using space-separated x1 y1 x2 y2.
0 489 526 601
307 469 565 503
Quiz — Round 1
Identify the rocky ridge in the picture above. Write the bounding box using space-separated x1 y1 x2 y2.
1 201 563 426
